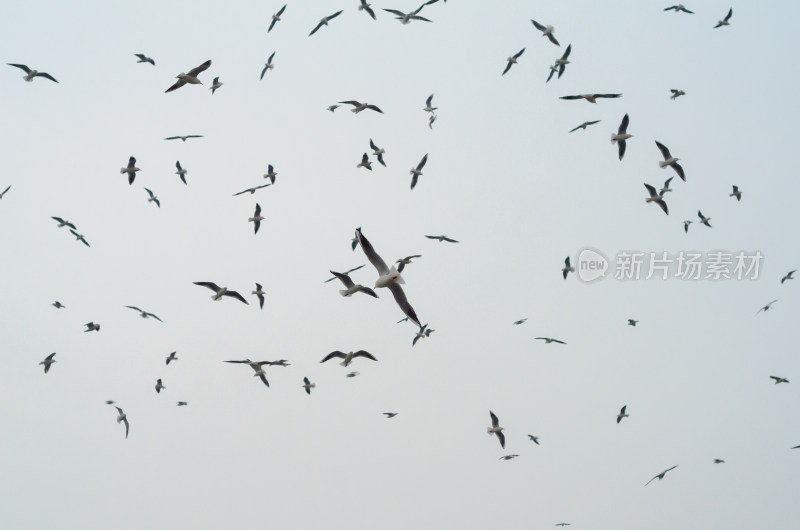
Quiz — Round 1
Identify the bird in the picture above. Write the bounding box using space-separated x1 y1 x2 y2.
383 7 432 24
487 411 505 449
84 322 100 332
713 459 725 464
425 234 458 243
729 185 742 201
112 406 130 438
358 0 377 20
611 113 632 160
756 299 779 314
357 153 372 171
357 228 421 326
0 185 10 200
260 52 275 80
166 352 178 365
177 402 188 406
697 210 711 227
644 183 669 215
536 337 566 344
617 405 629 424
383 412 399 418
628 319 638 327
52 301 65 309
655 141 686 181
502 48 525 75
369 139 386 166
645 465 678 486
51 217 76 229
530 20 559 46
302 377 315 395
781 270 796 284
770 376 790 384
233 184 271 196
165 59 211 92
320 350 378 367
252 283 266 309
7 63 58 83
209 77 223 94
528 434 540 445
351 228 361 251
120 156 140 185
569 120 601 133
133 54 155 66
714 8 733 28
264 164 278 184
125 306 163 322
309 10 344 36
499 455 520 461
193 282 249 304
69 230 91 247
155 379 165 393
164 135 203 142
555 524 571 527
397 317 409 324
395 255 421 273
225 360 271 387
324 264 366 283
664 4 694 14
560 93 622 103
268 4 287 32
428 114 437 129
423 94 437 113
249 203 264 234
513 318 528 325
338 100 383 114
329 270 378 298
659 177 674 196
552 44 572 80
670 89 686 100
327 104 339 112
412 324 430 346
144 188 160 208
175 161 188 185
792 445 800 450
683 220 692 233
346 371 360 378
562 256 574 279
39 352 56 374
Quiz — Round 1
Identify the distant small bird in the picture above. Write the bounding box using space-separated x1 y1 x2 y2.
320 350 378 367
549 44 572 81
528 434 540 445
51 216 76 229
175 161 188 185
155 379 165 393
165 135 203 142
369 139 386 166
670 89 686 100
327 104 339 112
383 7 432 24
536 337 566 344
249 203 265 234
120 156 140 185
395 255 421 273
628 319 638 327
611 113 632 160
412 324 430 346
7 63 58 83
225 359 271 387
781 270 796 284
499 454 519 461
52 301 65 309
383 412 398 418
409 154 429 190
309 10 344 36
346 371 360 378
530 20 559 46
645 465 678 486
617 405 629 424
329 270 378 298
264 164 278 184
209 77 223 94
112 406 130 438
697 210 712 227
260 52 275 80
756 299 779 314
487 411 505 448
569 120 601 133
268 4 287 32
166 352 178 365
513 318 528 325
352 228 361 251
338 100 383 114
125 306 163 322
683 220 692 233
659 177 674 196
792 445 800 449
713 459 725 464
770 376 790 384
324 264 365 283
423 94 437 113
560 93 622 103
359 0 377 20
428 114 437 129
40 352 56 374
177 402 188 406
664 4 694 14
84 322 100 332
714 8 733 28
357 153 372 171
302 377 315 395
70 229 90 247
144 188 160 208
644 183 669 215
655 141 686 181
193 282 249 304
502 48 525 75
0 185 11 199
555 524 571 527
729 185 742 201
425 234 458 243
134 54 155 66
562 256 574 279
233 184 271 196
397 317 409 323
252 283 266 309
165 59 211 93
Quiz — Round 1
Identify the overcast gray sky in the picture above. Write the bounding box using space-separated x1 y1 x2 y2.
2 1 799 529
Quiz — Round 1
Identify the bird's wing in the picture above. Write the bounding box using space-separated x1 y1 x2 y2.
426 94 433 107
369 138 379 151
123 418 129 438
443 237 458 242
365 105 383 113
656 199 669 215
356 229 390 275
187 60 212 77
655 141 671 160
176 161 183 171
127 157 137 169
134 54 146 61
330 270 355 288
568 124 582 133
321 351 346 363
358 287 379 298
277 4 287 16
562 44 572 60
725 8 733 21
416 153 428 171
618 139 626 160
619 113 629 134
146 313 163 322
194 281 221 292
258 374 270 387
7 63 32 74
496 431 506 449
644 183 658 197
514 48 526 59
621 405 627 414
345 264 366 274
502 61 513 76
254 203 261 216
353 350 377 361
165 136 179 140
671 162 686 181
144 188 154 198
260 64 269 80
490 411 499 427
548 33 560 46
165 78 187 93
309 20 324 35
125 306 142 312
388 283 421 327
596 94 622 99
223 290 249 304
36 72 58 83
552 339 566 344
560 95 583 100
328 10 343 19
531 19 546 31
383 9 405 16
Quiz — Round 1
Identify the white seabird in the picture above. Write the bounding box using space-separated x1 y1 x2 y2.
713 459 725 464
134 54 155 66
697 210 711 227
155 378 165 393
177 402 188 406
644 183 669 215
560 93 622 103
499 454 519 461
309 10 344 36
552 44 572 81
645 465 678 486
252 283 266 309
781 270 796 284
320 350 378 367
357 153 373 171
502 48 525 76
568 120 601 133
383 7 432 24
683 220 693 233
193 282 249 304
425 234 458 243
112 406 130 438
225 359 271 387
249 203 264 234
513 318 528 325
120 156 140 185
84 322 100 332
7 63 58 83
714 8 733 28
329 270 378 298
125 306 163 322
562 256 574 279
359 0 377 20
617 405 629 424
165 59 211 93
233 184 271 196
664 4 694 14
327 104 339 112
209 77 223 94
268 4 287 32
264 164 278 184
338 100 383 114
369 139 386 166
536 337 566 344
260 52 275 80
423 94 437 113
670 89 686 100
175 161 188 185
528 434 539 445
40 352 56 374
611 113 632 160
756 299 778 314
729 185 742 201
628 319 638 327
530 20 560 46
324 264 365 283
70 229 91 247
487 411 505 449
655 141 686 181
51 216 76 229
302 377 315 395
346 371 360 378
144 188 160 208
409 153 428 190
383 412 398 418
166 351 178 365
395 255 421 272
165 135 203 142
429 114 437 129
659 177 674 196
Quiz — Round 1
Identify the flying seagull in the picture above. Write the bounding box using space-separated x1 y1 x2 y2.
249 203 264 234
252 283 266 309
112 406 130 438
51 217 76 229
611 113 632 160
120 156 140 185
409 154 428 190
555 524 571 527
487 411 505 449
412 324 431 346
225 360 271 387
644 183 669 215
713 459 725 464
395 255 421 273
569 120 601 133
383 7 432 24
338 100 383 114
327 104 339 112
697 210 711 227
193 282 249 304
40 352 56 374
329 270 378 298
528 434 540 445
670 89 686 100
369 139 386 166
346 371 360 378
52 301 66 309
655 141 686 181
351 228 361 251
177 402 188 406
383 412 399 418
530 20 559 46
0 185 11 200
729 185 742 201
756 299 779 314
628 319 638 327
165 59 211 92
425 234 458 243
70 229 91 247
263 164 278 184
781 270 796 284
664 4 694 14
562 256 574 279
659 177 674 196
134 54 155 66
357 153 372 171
549 44 572 81
125 306 163 322
175 161 188 185
209 77 223 94
513 318 528 325
428 114 437 129
423 94 437 113
499 455 520 461
268 4 287 32
84 322 100 332
536 337 566 344
617 405 629 424
320 350 378 367
357 228 421 326
165 135 203 142
324 264 366 283
233 184 271 196
7 63 58 83
358 0 377 20
770 376 790 384
502 48 525 75
560 93 622 103
155 379 165 393
714 8 733 28
144 188 160 208
302 377 315 395
645 465 678 486
309 10 344 36
166 352 178 365
260 52 275 80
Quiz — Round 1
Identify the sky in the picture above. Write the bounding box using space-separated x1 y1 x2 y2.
2 1 800 529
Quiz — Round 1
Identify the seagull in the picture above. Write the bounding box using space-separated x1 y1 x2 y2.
175 161 188 185
670 89 686 100
177 402 188 406
112 406 130 438
324 264 366 283
551 44 572 81
562 256 574 279
697 210 711 227
84 322 100 332
358 0 377 20
52 301 66 309
383 7 432 24
664 4 694 14
536 337 566 344
659 177 674 196
357 153 372 171
193 282 249 304
264 164 278 184
40 352 56 374
530 20 559 46
125 306 163 322
513 318 528 325
51 217 76 229
225 360 270 387
233 184 271 196
499 455 520 461
560 93 622 103
0 185 10 199
351 228 361 251
268 4 287 32
487 411 505 449
252 283 266 309
165 59 211 92
329 270 378 298
120 156 140 185
383 412 399 418
166 352 178 365
770 376 790 384
644 183 669 215
155 379 165 393
144 188 160 208
655 141 686 181
568 120 601 133
617 405 629 424
628 319 639 327
729 185 742 201
397 317 409 323
357 228 421 326
428 114 437 129
70 229 91 247
528 434 540 445
209 77 223 94
7 63 58 83
792 445 800 450
413 324 429 346
346 371 360 378
320 350 378 367
781 270 796 284
309 10 344 36
134 54 155 66
683 220 692 233
260 52 275 80
395 255 421 273
425 234 458 243
249 203 264 234
713 459 725 464
502 48 525 76
302 377 315 394
645 465 678 486
714 8 733 28
338 100 383 114
165 135 203 142
369 139 386 166
327 104 339 112
555 524 571 527
423 94 437 114
611 113 632 160
756 299 779 314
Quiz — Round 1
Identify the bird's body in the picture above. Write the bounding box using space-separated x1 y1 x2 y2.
320 350 377 367
713 459 725 464
7 63 58 83
730 185 742 201
193 282 249 304
617 405 629 423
